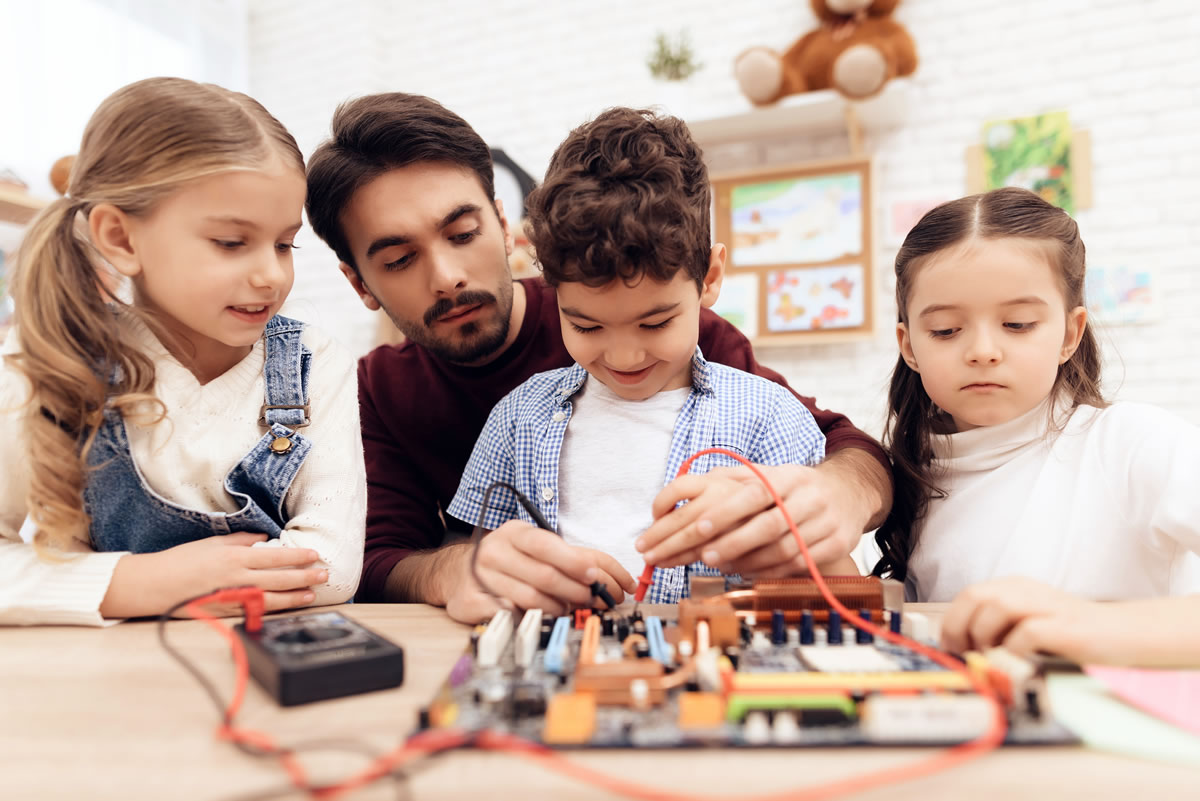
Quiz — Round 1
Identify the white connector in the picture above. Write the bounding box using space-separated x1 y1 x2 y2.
743 711 771 745
477 608 514 668
514 608 544 668
861 694 994 743
772 710 801 744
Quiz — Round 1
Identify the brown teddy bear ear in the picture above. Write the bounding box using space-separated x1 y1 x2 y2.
49 155 75 196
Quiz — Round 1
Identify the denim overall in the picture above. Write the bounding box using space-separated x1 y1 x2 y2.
86 316 312 553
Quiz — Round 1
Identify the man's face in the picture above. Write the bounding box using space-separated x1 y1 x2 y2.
339 162 516 364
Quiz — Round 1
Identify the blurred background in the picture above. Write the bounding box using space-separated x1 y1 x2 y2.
2 0 1198 436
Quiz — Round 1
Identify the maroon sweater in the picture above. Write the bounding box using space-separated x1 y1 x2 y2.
355 278 888 601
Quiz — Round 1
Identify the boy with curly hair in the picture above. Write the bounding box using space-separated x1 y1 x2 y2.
448 108 831 605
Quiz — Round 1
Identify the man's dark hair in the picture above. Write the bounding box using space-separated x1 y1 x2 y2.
525 107 711 291
306 93 495 272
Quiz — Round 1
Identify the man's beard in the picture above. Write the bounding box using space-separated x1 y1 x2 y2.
384 278 515 364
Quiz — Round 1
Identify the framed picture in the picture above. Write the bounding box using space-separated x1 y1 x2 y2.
965 112 1093 212
883 193 950 249
712 156 873 342
1086 265 1162 325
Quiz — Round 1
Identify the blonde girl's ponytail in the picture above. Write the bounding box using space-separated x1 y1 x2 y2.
9 194 161 553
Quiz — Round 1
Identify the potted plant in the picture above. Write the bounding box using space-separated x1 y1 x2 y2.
647 30 702 119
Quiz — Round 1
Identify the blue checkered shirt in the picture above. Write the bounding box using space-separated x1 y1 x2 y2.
446 348 826 603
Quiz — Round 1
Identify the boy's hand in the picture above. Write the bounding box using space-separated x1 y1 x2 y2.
446 520 637 623
637 463 861 575
101 533 325 618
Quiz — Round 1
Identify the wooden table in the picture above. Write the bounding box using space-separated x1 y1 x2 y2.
2 603 1194 801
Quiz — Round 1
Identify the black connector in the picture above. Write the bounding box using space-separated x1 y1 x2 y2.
590 581 617 609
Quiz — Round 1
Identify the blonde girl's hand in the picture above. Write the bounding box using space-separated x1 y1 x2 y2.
100 533 327 619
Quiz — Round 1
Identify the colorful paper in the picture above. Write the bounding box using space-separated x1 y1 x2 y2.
1085 666 1200 737
1047 673 1200 767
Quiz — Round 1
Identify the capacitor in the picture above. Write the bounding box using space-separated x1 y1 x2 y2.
856 608 874 644
799 609 815 645
743 711 771 745
601 615 614 637
827 609 843 645
889 609 903 635
770 609 787 645
616 618 630 642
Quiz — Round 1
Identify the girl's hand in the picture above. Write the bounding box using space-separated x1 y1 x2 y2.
100 533 327 619
942 578 1200 668
941 577 1084 655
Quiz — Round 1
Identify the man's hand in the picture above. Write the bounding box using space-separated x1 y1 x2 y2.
440 520 637 624
636 450 885 578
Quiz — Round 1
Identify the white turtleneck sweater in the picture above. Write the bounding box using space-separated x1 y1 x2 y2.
0 320 366 626
908 400 1200 602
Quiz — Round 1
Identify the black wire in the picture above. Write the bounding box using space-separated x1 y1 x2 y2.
156 594 412 800
468 480 614 611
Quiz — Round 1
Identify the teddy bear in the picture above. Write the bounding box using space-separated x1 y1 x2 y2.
734 0 917 105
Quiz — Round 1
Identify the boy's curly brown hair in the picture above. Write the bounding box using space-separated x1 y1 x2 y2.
525 107 711 291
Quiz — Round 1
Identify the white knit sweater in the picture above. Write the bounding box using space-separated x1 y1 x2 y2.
0 320 366 625
908 399 1200 602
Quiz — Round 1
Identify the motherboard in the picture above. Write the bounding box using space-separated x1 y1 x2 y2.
419 576 1075 748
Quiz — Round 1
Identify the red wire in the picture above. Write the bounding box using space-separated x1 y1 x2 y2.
182 592 311 790
187 447 1007 800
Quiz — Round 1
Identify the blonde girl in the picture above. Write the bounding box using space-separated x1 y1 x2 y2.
0 77 365 625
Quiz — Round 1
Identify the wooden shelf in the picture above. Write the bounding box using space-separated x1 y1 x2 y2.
0 185 49 225
686 78 912 148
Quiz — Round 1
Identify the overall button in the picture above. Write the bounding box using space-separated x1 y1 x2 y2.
540 487 555 501
269 435 294 454
551 411 566 422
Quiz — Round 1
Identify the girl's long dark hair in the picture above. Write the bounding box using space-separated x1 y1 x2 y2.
871 187 1105 581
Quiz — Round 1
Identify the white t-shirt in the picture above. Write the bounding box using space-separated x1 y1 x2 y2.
557 378 690 581
908 399 1200 602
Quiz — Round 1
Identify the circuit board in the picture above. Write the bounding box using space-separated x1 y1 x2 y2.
418 577 1076 748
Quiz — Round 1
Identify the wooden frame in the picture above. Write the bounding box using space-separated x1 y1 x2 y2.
711 156 873 345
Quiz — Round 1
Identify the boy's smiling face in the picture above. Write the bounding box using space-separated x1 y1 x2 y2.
556 249 724 401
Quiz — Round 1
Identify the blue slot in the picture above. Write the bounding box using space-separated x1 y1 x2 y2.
646 616 669 666
543 616 571 674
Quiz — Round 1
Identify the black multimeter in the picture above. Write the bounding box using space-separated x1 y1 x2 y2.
234 611 405 706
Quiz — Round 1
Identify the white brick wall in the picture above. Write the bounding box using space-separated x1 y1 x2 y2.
248 0 1200 433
